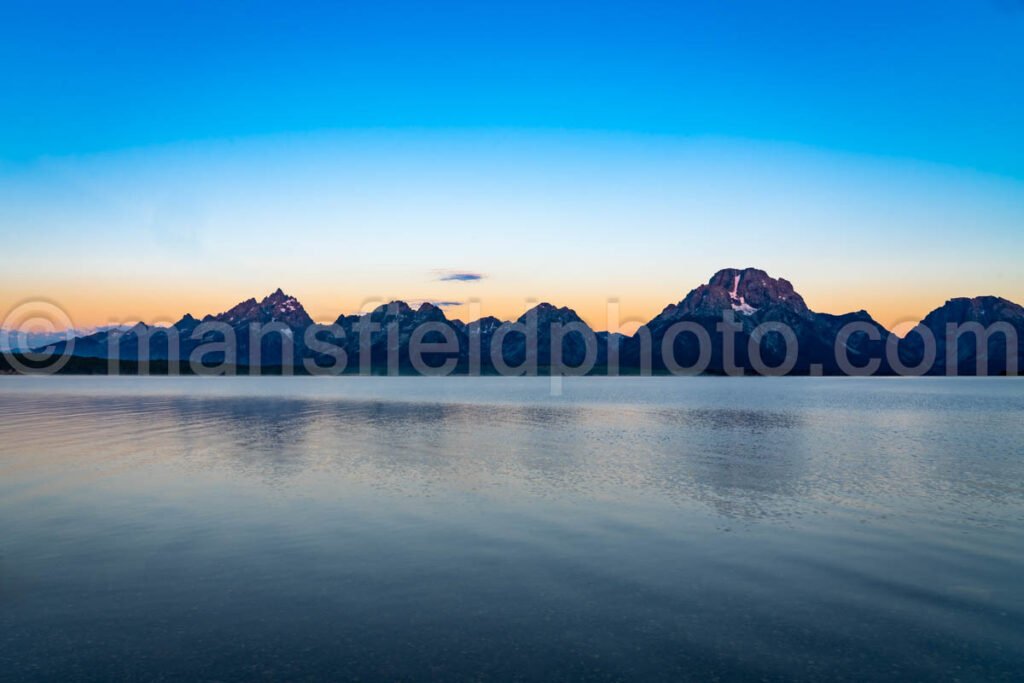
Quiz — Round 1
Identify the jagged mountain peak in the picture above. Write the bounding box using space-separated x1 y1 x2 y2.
945 295 1020 310
260 288 292 304
414 302 450 322
172 314 201 333
661 267 810 321
518 302 586 326
226 297 259 313
706 267 771 285
208 290 312 327
352 301 454 326
370 300 415 317
260 288 298 309
921 296 1024 326
33 266 1024 376
260 289 310 324
906 295 1024 375
466 315 503 332
206 298 257 325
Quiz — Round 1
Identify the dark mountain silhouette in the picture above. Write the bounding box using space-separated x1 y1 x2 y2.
320 300 605 373
42 289 313 364
328 301 465 372
43 325 135 359
0 326 127 353
171 314 201 341
487 303 595 372
19 270 1024 375
205 288 313 329
624 268 892 374
901 296 1023 375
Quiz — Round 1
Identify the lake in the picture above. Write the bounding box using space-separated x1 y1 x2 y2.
0 376 1022 681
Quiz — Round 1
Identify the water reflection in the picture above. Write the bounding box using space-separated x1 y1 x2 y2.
1 377 1023 680
2 392 825 519
5 379 1024 521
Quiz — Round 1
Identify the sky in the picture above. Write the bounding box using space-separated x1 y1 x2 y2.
1 0 1023 332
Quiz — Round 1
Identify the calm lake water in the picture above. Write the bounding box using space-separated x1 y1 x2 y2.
1 376 1022 681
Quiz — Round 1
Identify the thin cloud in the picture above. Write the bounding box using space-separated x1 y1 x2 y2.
436 270 485 282
408 299 464 309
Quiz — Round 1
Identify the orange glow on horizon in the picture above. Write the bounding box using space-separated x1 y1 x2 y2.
3 277 1016 336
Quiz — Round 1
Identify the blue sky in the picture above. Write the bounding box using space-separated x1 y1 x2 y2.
3 0 1022 173
1 0 1023 329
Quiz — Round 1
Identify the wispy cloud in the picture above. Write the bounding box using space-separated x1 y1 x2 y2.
436 270 485 282
407 299 463 308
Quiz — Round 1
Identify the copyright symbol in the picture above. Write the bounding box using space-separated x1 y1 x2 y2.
1 300 75 375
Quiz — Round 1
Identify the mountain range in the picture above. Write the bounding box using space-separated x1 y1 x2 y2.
8 268 1023 375
0 325 130 353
